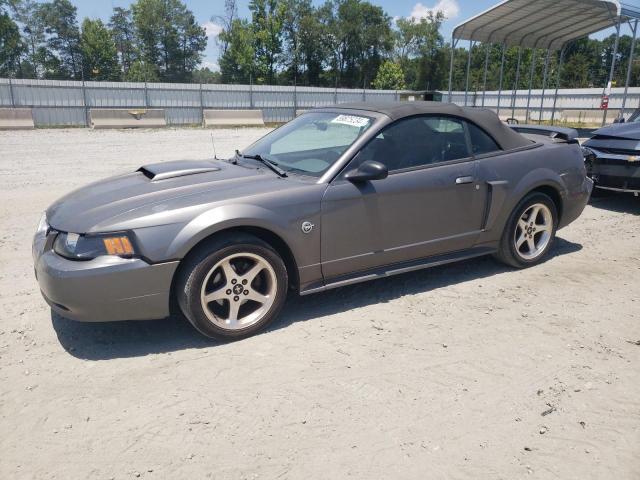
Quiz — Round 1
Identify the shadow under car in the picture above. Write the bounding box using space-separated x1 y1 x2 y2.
52 237 582 360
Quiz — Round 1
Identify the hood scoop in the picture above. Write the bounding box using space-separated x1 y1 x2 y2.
138 160 220 181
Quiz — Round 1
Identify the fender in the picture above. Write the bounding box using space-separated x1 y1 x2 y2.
167 204 296 260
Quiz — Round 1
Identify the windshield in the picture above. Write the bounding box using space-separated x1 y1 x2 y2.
242 112 373 177
629 109 640 123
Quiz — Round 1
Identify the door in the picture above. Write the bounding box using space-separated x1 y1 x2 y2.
321 115 487 281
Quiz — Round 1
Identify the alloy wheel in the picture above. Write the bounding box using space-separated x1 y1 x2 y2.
513 203 553 261
200 252 277 330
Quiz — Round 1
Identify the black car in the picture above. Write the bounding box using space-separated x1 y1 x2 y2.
583 111 640 195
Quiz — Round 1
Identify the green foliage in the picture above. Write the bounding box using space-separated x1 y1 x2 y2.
80 19 119 80
394 12 445 90
38 0 81 79
372 61 405 90
218 18 254 83
3 0 206 82
318 0 393 88
0 12 23 76
124 60 159 82
109 7 137 75
132 0 207 82
192 67 221 84
249 0 285 83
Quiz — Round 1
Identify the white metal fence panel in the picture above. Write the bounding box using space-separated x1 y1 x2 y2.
3 78 639 127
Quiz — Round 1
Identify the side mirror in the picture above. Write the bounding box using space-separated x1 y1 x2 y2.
345 160 388 182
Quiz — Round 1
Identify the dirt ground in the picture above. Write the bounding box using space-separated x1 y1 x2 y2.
0 128 639 480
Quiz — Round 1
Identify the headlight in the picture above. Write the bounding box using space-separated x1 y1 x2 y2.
581 147 596 174
36 212 48 235
53 232 136 260
581 146 596 162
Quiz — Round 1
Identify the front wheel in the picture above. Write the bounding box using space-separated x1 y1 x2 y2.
176 234 288 340
495 192 558 268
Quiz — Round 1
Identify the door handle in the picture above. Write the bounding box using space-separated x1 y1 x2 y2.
455 176 475 185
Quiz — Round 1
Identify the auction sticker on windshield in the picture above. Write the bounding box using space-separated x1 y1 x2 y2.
331 115 370 128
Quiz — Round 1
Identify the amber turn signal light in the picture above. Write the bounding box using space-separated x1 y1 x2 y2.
103 236 134 256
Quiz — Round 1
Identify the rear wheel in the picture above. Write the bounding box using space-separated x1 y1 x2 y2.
495 192 558 268
176 234 288 340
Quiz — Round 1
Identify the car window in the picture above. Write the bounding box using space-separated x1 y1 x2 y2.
467 122 501 155
352 116 470 172
270 116 367 155
243 112 373 176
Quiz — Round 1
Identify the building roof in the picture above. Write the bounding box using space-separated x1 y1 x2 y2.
452 0 625 50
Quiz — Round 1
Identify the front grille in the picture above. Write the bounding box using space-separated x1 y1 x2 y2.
594 156 640 166
595 174 640 191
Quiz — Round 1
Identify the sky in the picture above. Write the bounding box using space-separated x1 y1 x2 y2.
70 0 635 72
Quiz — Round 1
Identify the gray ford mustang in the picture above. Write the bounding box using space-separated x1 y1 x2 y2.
33 102 593 339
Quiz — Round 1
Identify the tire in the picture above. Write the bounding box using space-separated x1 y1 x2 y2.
176 233 288 340
495 192 558 268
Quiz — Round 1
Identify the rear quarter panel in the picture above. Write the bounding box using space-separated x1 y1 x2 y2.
475 141 586 247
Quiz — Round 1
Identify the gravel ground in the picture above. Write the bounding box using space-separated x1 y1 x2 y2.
0 128 639 480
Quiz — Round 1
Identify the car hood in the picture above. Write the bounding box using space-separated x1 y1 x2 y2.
47 159 303 233
588 122 640 140
584 123 640 153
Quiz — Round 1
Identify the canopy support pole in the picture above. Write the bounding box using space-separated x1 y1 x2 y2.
448 36 459 102
481 43 490 107
511 47 522 121
538 50 551 123
551 46 566 126
602 19 621 126
496 43 506 117
621 19 638 118
464 41 474 106
525 49 537 123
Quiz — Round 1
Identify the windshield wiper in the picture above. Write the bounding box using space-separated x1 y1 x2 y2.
235 150 287 177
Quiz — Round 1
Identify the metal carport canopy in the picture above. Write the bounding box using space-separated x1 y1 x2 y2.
447 0 640 126
452 0 621 50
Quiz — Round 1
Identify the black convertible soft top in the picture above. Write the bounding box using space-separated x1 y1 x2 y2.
325 101 532 151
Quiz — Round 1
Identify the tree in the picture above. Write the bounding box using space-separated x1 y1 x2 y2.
319 0 392 88
177 6 207 76
80 18 120 80
131 0 207 82
212 0 237 57
12 0 45 78
282 0 313 83
125 59 159 82
109 7 137 77
218 18 254 83
192 67 221 83
38 0 81 79
394 12 444 90
250 0 284 84
297 9 325 85
0 11 23 76
372 60 404 89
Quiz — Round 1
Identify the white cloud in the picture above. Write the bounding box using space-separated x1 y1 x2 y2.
409 0 460 21
202 21 223 39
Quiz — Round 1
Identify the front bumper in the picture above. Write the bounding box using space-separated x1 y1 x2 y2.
33 230 179 322
587 152 640 193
